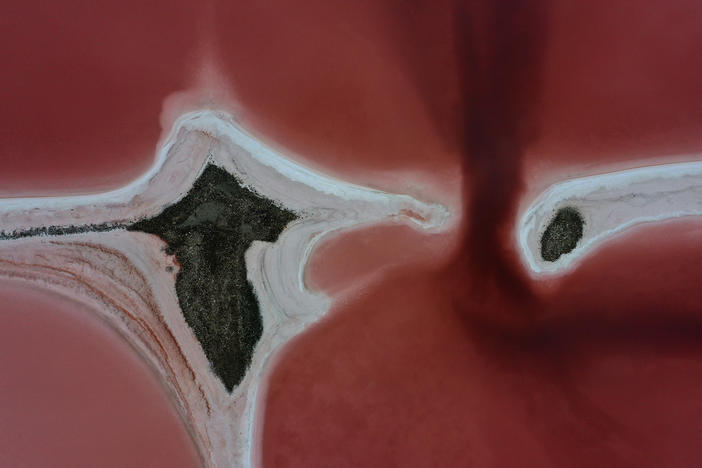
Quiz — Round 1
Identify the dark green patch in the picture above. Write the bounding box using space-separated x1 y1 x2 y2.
128 164 297 391
540 206 584 262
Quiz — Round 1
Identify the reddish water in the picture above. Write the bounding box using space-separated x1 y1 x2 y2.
0 0 201 196
4 0 699 196
212 0 463 195
4 0 702 466
257 1 702 467
265 220 702 468
0 281 202 468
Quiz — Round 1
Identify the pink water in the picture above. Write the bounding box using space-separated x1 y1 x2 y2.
0 0 201 196
258 1 702 467
0 280 202 468
3 0 702 466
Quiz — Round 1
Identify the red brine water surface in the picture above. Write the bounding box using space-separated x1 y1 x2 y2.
268 218 702 467
0 0 201 196
254 1 702 467
2 0 702 467
0 281 202 468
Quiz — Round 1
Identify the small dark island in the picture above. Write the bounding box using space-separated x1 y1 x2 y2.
539 206 584 262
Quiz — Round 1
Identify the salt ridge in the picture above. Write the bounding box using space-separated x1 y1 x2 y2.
0 110 450 467
517 158 702 276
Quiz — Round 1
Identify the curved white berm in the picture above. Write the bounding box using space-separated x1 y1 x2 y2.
517 159 702 276
0 110 450 468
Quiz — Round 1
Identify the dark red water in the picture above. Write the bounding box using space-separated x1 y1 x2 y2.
0 280 202 468
0 0 201 196
266 220 702 468
255 1 702 467
3 0 702 466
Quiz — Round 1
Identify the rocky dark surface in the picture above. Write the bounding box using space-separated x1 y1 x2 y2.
0 165 297 391
0 222 127 240
129 164 297 391
540 206 584 262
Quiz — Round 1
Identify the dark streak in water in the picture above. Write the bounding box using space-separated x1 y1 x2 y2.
449 0 549 316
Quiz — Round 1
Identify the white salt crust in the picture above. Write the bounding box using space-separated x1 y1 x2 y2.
517 158 702 277
0 110 450 468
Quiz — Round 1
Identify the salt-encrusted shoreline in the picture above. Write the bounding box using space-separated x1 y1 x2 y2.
0 110 450 468
517 158 702 276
